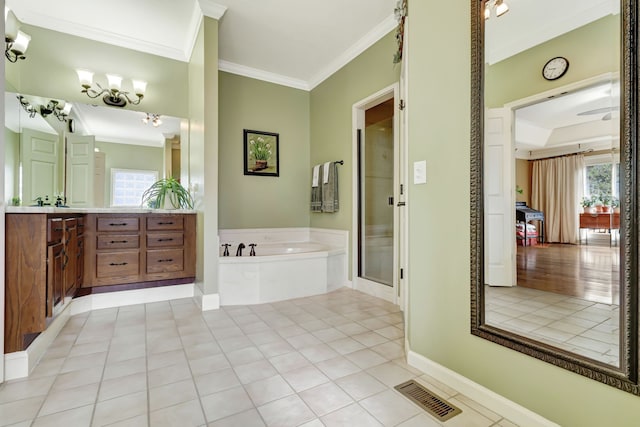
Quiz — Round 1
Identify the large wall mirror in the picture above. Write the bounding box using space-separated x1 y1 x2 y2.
471 0 640 394
4 92 187 208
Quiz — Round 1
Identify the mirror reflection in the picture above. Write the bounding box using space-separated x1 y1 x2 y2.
4 92 186 208
483 0 621 367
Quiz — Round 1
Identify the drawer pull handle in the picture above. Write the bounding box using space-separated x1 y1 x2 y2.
157 259 174 263
158 238 174 242
54 227 63 232
109 262 128 266
157 222 174 225
110 240 129 244
109 223 129 226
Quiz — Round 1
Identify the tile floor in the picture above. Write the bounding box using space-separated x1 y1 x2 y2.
0 288 519 426
486 285 619 365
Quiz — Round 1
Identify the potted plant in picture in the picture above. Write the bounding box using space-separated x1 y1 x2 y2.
249 135 272 171
593 195 604 213
141 177 194 210
581 196 594 213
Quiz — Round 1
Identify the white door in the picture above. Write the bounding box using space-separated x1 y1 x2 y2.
93 151 106 207
484 108 516 287
66 135 95 207
21 128 59 205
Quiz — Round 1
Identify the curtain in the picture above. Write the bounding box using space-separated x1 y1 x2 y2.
531 154 585 244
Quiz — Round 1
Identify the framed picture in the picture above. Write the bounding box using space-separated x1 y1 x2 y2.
243 129 279 177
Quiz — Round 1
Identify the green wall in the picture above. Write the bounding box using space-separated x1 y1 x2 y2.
486 15 619 108
407 2 640 426
218 72 311 229
94 141 164 206
11 24 189 118
310 31 400 278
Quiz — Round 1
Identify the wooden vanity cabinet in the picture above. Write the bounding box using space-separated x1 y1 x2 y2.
5 213 84 353
83 213 195 287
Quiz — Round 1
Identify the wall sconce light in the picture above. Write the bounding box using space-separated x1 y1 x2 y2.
485 0 510 19
142 113 162 127
40 100 72 122
17 95 37 118
77 69 147 107
5 7 30 63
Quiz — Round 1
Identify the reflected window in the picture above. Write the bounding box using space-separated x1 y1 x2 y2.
584 158 620 201
111 168 158 207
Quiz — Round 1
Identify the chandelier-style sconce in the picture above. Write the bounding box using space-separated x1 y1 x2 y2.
484 0 510 19
142 113 162 127
17 95 72 122
76 69 147 107
40 100 72 122
17 95 37 118
5 7 31 63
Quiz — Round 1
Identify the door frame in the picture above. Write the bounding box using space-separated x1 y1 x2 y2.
351 83 406 308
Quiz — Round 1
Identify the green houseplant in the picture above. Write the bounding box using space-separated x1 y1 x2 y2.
141 177 194 209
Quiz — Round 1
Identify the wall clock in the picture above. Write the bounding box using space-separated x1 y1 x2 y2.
542 56 569 81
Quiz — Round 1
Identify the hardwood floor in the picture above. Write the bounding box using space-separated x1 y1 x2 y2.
516 240 620 305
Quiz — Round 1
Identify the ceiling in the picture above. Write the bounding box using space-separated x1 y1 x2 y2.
6 0 398 91
6 0 397 146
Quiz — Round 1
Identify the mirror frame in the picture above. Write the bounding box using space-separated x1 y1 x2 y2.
470 0 640 394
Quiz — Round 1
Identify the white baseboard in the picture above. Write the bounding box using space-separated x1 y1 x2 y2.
5 283 196 380
202 293 220 311
407 350 559 427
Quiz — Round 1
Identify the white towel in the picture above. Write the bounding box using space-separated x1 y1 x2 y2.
322 162 331 184
312 164 320 187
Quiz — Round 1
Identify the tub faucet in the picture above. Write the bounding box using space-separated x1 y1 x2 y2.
236 243 246 256
221 243 231 256
249 243 257 256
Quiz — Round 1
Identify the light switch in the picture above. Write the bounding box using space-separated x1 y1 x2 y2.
413 160 427 184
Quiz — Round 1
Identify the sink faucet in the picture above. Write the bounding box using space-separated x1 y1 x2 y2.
221 243 231 256
236 243 246 256
249 243 257 256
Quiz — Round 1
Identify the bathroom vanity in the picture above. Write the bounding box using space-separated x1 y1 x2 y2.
4 208 196 353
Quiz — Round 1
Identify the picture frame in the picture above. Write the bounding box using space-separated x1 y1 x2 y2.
243 129 279 177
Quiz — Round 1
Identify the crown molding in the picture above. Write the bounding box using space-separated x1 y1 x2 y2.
218 60 310 91
14 10 191 62
198 0 227 20
307 13 397 90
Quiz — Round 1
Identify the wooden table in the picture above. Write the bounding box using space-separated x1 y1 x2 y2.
579 212 620 245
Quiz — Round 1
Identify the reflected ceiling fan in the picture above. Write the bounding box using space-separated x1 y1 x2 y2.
577 106 619 120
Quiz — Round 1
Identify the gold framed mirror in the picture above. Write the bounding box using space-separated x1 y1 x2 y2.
470 0 639 394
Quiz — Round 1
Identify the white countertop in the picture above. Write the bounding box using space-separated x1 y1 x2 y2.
6 206 197 214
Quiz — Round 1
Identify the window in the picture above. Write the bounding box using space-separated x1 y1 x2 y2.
584 155 620 202
111 168 158 207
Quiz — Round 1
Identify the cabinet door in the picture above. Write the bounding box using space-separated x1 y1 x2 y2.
64 218 78 296
76 235 84 288
47 242 64 317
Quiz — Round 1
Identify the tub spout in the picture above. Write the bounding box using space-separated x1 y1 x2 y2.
221 243 231 256
249 243 257 256
236 243 246 256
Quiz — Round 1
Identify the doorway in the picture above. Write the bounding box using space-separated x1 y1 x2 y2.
352 84 405 306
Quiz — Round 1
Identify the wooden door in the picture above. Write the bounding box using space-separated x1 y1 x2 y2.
63 218 78 296
47 242 64 317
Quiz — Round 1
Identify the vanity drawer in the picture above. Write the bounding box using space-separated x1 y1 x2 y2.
147 216 184 231
146 249 184 273
147 232 184 248
47 218 64 243
97 217 140 232
96 251 140 278
97 234 140 250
